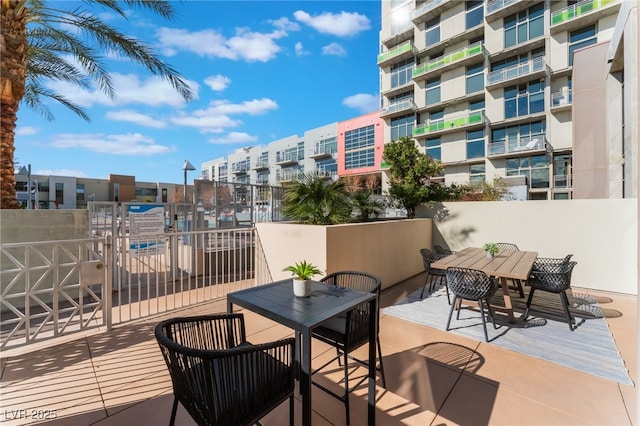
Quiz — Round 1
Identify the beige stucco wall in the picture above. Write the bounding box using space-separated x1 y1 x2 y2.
255 219 432 289
0 209 89 243
420 199 637 295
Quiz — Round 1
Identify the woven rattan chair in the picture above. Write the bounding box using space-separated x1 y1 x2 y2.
311 271 386 425
434 245 454 256
155 313 296 426
445 267 499 342
494 243 525 297
419 248 450 303
525 257 578 331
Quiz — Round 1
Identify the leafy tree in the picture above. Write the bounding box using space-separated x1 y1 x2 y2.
282 171 352 225
454 177 509 201
383 136 443 218
350 189 383 222
1 0 194 208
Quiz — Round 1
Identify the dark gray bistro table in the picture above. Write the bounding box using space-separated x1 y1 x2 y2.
227 279 377 426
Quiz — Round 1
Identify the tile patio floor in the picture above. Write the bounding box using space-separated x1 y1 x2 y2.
0 274 636 426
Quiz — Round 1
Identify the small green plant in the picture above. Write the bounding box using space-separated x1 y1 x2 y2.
283 260 322 280
482 243 499 256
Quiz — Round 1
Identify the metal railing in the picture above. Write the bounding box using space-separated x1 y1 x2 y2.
413 111 485 137
377 40 415 64
487 56 545 86
380 98 417 115
486 0 519 15
487 134 546 156
552 90 573 107
551 0 618 26
413 41 483 79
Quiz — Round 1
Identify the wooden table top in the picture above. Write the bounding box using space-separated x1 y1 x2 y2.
430 247 538 280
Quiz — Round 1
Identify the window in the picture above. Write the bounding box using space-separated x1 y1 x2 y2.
426 77 441 105
314 137 337 156
76 183 85 201
469 163 486 186
345 125 375 169
466 63 484 94
492 121 545 153
391 58 414 88
467 129 485 159
554 154 572 188
425 16 440 46
56 182 64 205
316 158 337 176
504 79 544 118
426 137 441 161
569 25 596 66
15 181 27 191
506 154 550 188
504 3 544 48
391 114 414 141
470 99 485 111
136 187 158 197
466 1 483 29
162 188 168 203
430 109 444 122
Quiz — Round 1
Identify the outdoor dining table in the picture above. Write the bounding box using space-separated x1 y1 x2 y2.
430 246 538 323
227 279 378 426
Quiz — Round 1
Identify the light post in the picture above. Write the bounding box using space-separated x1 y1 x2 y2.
182 160 195 204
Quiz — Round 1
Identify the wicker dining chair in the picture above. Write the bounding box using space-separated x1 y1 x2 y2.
445 267 499 342
419 248 450 303
311 271 386 425
434 245 454 256
525 257 578 331
494 243 525 297
155 313 296 426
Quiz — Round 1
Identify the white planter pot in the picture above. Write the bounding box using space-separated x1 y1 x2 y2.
293 279 313 297
486 252 494 259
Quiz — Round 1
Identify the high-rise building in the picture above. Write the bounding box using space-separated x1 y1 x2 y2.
378 0 629 200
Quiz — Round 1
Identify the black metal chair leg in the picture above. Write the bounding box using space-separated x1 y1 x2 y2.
446 296 458 331
343 350 351 425
169 397 178 426
376 336 386 388
560 291 576 331
478 299 490 342
524 287 536 319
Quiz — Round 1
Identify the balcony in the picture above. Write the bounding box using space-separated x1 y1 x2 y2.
551 89 573 111
315 169 337 179
412 0 456 24
413 42 483 81
275 152 299 166
487 134 546 157
377 41 416 67
413 111 485 138
380 98 418 118
551 0 620 31
256 175 270 185
276 169 300 182
485 0 529 19
309 146 337 160
231 163 249 174
252 160 270 170
486 56 546 88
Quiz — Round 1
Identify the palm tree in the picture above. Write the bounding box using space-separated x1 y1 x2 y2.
0 0 194 209
282 171 352 225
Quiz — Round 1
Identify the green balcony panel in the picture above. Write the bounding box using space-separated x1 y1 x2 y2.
378 42 413 63
551 0 617 26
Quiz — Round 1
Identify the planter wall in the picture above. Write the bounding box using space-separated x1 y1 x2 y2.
255 219 432 290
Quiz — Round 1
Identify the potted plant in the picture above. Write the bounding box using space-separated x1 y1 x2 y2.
483 242 499 258
283 260 322 297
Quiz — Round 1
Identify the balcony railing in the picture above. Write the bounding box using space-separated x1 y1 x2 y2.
275 152 299 165
413 41 483 79
487 56 545 86
377 40 415 64
413 0 448 21
309 146 337 159
315 169 337 179
380 98 417 116
486 0 519 15
551 0 618 26
552 90 573 107
276 170 300 182
487 134 546 156
413 111 484 137
252 160 269 170
231 163 249 173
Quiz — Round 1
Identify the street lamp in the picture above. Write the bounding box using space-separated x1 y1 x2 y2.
182 160 196 204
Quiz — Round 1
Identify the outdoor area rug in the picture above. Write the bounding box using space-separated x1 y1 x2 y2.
383 283 633 385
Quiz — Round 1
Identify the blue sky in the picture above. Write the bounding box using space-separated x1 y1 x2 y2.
15 0 382 184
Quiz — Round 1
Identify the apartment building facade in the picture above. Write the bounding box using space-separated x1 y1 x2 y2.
378 0 624 200
200 112 386 189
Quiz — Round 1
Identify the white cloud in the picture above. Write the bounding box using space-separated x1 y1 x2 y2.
50 133 174 155
205 75 231 91
322 42 347 56
16 126 39 136
270 17 300 32
156 27 284 62
170 98 278 134
293 10 370 36
295 42 309 56
34 168 88 178
105 110 167 128
46 73 197 108
208 132 259 145
342 93 378 113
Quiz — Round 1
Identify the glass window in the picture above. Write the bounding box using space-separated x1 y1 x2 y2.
504 79 545 118
467 129 485 159
469 163 486 186
504 3 544 48
425 16 440 46
56 182 64 205
505 154 550 188
391 58 414 88
569 25 596 66
554 154 572 188
466 1 483 29
430 109 444 121
426 137 441 161
492 120 545 153
470 99 485 111
466 63 484 94
345 125 375 169
426 77 441 105
391 114 414 141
